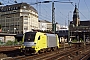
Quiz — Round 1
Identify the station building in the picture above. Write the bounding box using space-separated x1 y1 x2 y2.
56 4 90 43
69 4 90 41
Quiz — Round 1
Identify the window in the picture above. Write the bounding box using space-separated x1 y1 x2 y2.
9 7 10 10
22 14 28 17
14 7 16 10
24 22 28 24
16 7 18 9
38 36 40 40
24 17 28 20
24 32 36 42
23 6 26 9
24 27 28 30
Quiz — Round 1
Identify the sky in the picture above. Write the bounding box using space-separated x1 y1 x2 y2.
0 0 90 26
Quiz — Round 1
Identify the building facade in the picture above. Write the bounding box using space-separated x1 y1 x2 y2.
38 20 48 31
0 3 38 34
38 20 60 31
70 4 90 41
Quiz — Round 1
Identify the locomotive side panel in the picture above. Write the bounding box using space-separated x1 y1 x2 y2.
34 32 47 52
47 34 57 47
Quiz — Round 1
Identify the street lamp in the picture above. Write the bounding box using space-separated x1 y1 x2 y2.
33 1 73 33
83 31 86 46
68 11 72 43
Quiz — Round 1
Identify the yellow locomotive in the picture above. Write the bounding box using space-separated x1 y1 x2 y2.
21 31 59 54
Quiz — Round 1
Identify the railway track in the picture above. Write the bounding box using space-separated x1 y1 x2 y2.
0 46 20 52
1 43 90 60
3 46 76 60
55 44 90 60
73 45 90 60
0 46 21 60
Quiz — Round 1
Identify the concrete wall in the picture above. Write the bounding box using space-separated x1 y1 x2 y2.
5 36 15 42
0 36 15 43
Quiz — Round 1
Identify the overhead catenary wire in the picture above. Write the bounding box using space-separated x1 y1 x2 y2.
36 0 69 24
39 14 51 21
1 0 8 4
55 5 68 22
83 0 90 20
28 0 51 21
83 0 90 12
78 0 80 9
78 0 90 20
38 0 69 25
55 6 66 22
35 0 52 21
55 2 73 26
68 0 88 20
39 4 51 18
38 5 51 20
1 0 17 4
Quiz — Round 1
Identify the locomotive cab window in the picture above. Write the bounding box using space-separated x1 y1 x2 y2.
38 36 40 40
24 32 36 42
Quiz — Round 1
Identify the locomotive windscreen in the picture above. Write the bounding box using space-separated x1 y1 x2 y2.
24 32 36 42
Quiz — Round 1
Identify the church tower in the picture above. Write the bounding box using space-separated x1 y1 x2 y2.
73 4 80 27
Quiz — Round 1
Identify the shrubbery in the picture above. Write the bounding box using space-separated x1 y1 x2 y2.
72 39 77 43
0 40 3 45
5 40 13 46
13 39 18 45
19 41 23 45
80 38 84 42
72 38 84 43
1 40 23 46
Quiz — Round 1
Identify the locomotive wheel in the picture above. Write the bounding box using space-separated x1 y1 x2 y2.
39 49 45 54
51 47 54 51
24 51 31 56
35 52 40 55
43 49 47 53
54 46 58 51
41 49 45 53
47 48 51 52
54 47 57 50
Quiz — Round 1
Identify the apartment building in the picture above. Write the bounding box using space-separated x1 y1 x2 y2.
0 3 38 34
38 20 60 31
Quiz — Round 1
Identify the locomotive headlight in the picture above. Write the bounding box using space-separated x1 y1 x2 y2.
21 45 25 48
23 46 25 48
32 46 35 48
21 46 23 48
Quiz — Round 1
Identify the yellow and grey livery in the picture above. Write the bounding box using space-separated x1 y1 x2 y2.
21 31 59 54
